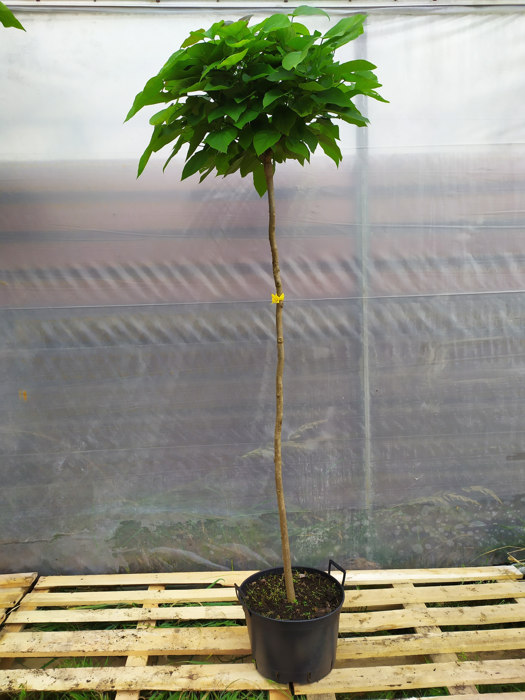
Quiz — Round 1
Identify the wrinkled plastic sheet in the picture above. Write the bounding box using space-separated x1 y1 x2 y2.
1 7 525 574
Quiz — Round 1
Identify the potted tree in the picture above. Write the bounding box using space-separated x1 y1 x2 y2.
126 6 385 684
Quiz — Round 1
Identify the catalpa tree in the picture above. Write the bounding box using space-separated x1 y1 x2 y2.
127 6 385 602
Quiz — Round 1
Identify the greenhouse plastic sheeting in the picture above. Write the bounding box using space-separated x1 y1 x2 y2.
1 7 525 574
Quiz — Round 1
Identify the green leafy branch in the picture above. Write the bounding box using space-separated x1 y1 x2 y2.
126 5 386 196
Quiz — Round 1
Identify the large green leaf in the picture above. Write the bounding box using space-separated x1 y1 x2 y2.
325 25 364 50
218 48 248 69
158 50 185 79
204 20 225 40
149 104 180 126
181 147 212 180
324 15 365 40
298 80 327 92
311 87 352 108
205 126 238 153
235 107 259 129
253 163 268 197
266 67 295 83
293 123 318 153
282 52 303 71
163 135 186 172
289 96 315 117
224 101 247 122
271 106 296 136
137 124 182 176
263 89 284 109
317 133 342 165
240 154 259 178
291 22 311 36
238 127 254 149
261 14 291 33
330 60 377 77
291 5 329 18
253 130 281 157
0 1 24 30
207 105 227 122
181 30 205 48
125 76 166 122
242 63 276 82
285 139 310 161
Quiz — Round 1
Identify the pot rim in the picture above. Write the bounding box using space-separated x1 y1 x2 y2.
237 565 345 624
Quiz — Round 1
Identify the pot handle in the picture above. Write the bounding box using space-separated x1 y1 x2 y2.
328 559 346 587
234 583 250 615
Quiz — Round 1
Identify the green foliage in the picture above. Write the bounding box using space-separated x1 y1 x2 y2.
126 6 385 195
0 0 25 30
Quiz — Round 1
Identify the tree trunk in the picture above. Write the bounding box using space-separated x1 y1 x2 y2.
263 151 296 603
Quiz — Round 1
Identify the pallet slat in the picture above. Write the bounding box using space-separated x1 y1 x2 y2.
0 574 37 589
0 589 26 607
0 662 281 691
23 588 238 606
295 658 525 694
3 658 525 693
115 583 164 700
6 605 245 625
9 600 525 631
0 627 251 657
3 626 525 660
339 602 525 632
22 580 525 609
34 565 521 590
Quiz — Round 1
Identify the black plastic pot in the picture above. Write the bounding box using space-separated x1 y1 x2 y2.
235 560 346 685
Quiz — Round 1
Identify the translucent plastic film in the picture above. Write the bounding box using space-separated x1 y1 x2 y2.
1 8 525 574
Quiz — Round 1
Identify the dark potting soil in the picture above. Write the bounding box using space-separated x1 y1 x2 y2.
243 569 342 621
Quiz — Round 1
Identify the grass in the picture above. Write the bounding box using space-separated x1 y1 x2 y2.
2 691 269 700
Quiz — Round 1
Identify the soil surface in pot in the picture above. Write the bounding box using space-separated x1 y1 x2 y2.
243 569 342 621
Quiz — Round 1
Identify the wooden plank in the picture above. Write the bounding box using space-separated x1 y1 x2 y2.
269 690 293 700
0 662 282 691
36 572 256 590
23 580 525 609
337 565 521 585
6 605 245 625
0 573 37 589
34 566 521 590
339 602 525 633
3 658 525 693
115 583 164 700
294 658 525 694
336 628 525 659
23 588 238 607
0 626 251 657
341 580 525 609
4 625 525 660
0 589 25 607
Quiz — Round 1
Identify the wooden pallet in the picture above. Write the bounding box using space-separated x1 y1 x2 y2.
0 572 37 627
1 566 525 698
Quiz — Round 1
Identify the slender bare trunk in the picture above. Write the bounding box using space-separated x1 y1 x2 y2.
263 151 296 603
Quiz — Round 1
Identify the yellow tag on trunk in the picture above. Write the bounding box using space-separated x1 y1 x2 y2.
271 293 284 304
